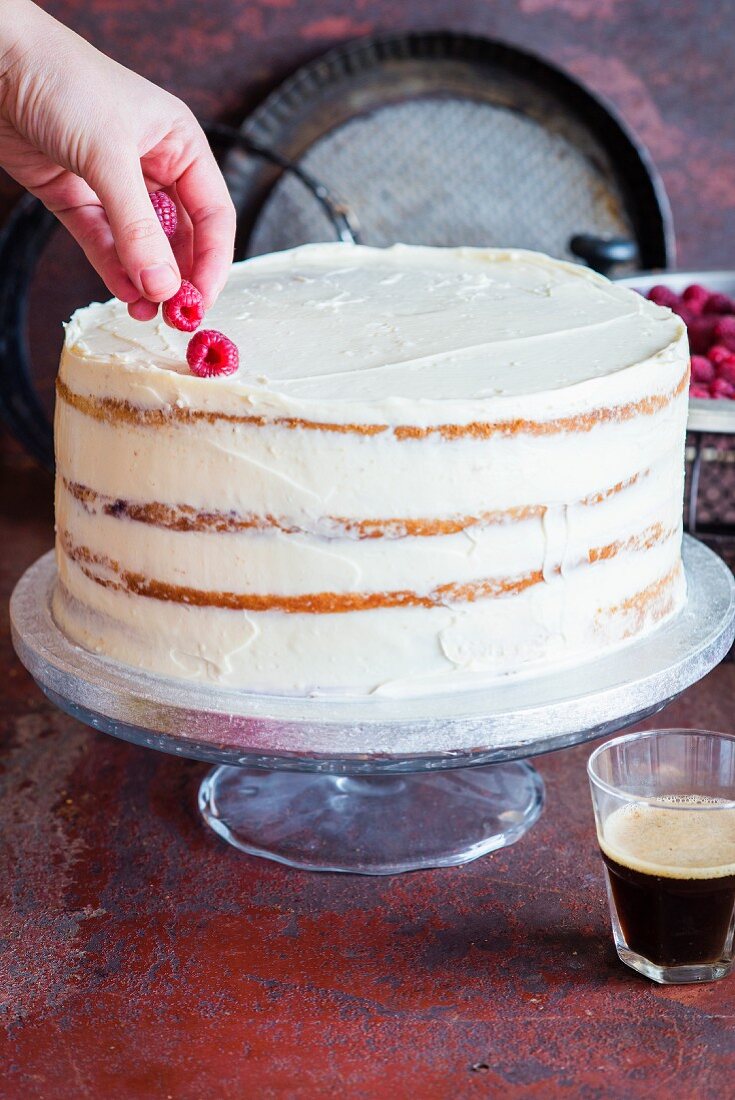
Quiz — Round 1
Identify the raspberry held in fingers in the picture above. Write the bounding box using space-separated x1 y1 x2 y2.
186 330 239 377
149 190 178 238
163 280 205 332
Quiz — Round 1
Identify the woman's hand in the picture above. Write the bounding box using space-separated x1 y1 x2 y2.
0 0 236 320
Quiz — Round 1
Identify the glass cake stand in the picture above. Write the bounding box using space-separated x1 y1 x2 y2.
10 537 735 874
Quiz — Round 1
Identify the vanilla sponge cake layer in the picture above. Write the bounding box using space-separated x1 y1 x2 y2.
53 244 689 696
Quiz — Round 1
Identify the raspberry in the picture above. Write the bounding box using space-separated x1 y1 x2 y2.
716 357 735 386
186 330 239 377
710 377 735 400
163 280 204 332
681 284 709 314
150 190 177 238
647 285 679 310
689 384 711 399
703 292 735 315
690 355 715 384
713 316 735 352
686 315 718 354
669 302 695 327
708 344 733 367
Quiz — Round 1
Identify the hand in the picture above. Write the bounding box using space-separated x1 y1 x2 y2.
0 0 236 319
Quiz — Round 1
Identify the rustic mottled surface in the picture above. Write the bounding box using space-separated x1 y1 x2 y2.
3 2 735 1096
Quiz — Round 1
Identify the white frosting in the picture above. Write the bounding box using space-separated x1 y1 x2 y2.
54 547 685 696
53 244 689 696
62 243 683 424
56 464 683 596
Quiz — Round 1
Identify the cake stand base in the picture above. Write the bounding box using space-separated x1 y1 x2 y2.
198 761 545 874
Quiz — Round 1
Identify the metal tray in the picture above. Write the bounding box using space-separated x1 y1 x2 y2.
226 30 673 268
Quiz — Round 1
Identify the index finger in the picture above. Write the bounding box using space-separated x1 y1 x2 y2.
175 140 236 309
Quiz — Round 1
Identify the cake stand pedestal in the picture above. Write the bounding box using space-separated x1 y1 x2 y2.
11 537 735 874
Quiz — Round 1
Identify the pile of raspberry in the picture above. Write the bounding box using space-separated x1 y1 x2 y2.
647 283 735 400
149 190 239 378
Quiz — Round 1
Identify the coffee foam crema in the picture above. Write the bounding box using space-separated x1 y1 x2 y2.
599 797 735 880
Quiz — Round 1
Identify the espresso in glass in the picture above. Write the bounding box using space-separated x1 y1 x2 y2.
588 730 735 984
599 798 735 968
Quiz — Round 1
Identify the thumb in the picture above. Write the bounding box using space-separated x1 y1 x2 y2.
89 152 180 302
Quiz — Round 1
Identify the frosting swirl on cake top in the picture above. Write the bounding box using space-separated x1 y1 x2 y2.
63 243 683 415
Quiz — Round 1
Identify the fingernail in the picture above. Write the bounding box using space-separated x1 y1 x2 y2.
140 263 178 298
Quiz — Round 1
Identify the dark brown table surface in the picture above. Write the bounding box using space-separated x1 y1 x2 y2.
2 433 735 1098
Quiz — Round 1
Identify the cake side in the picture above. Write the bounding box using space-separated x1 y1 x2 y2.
53 244 689 695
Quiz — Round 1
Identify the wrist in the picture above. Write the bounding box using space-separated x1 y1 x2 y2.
0 2 57 124
0 0 34 54
0 2 32 118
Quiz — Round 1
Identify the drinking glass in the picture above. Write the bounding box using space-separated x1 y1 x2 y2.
588 729 735 984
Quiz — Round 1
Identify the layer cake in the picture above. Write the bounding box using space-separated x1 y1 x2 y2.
53 244 689 695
